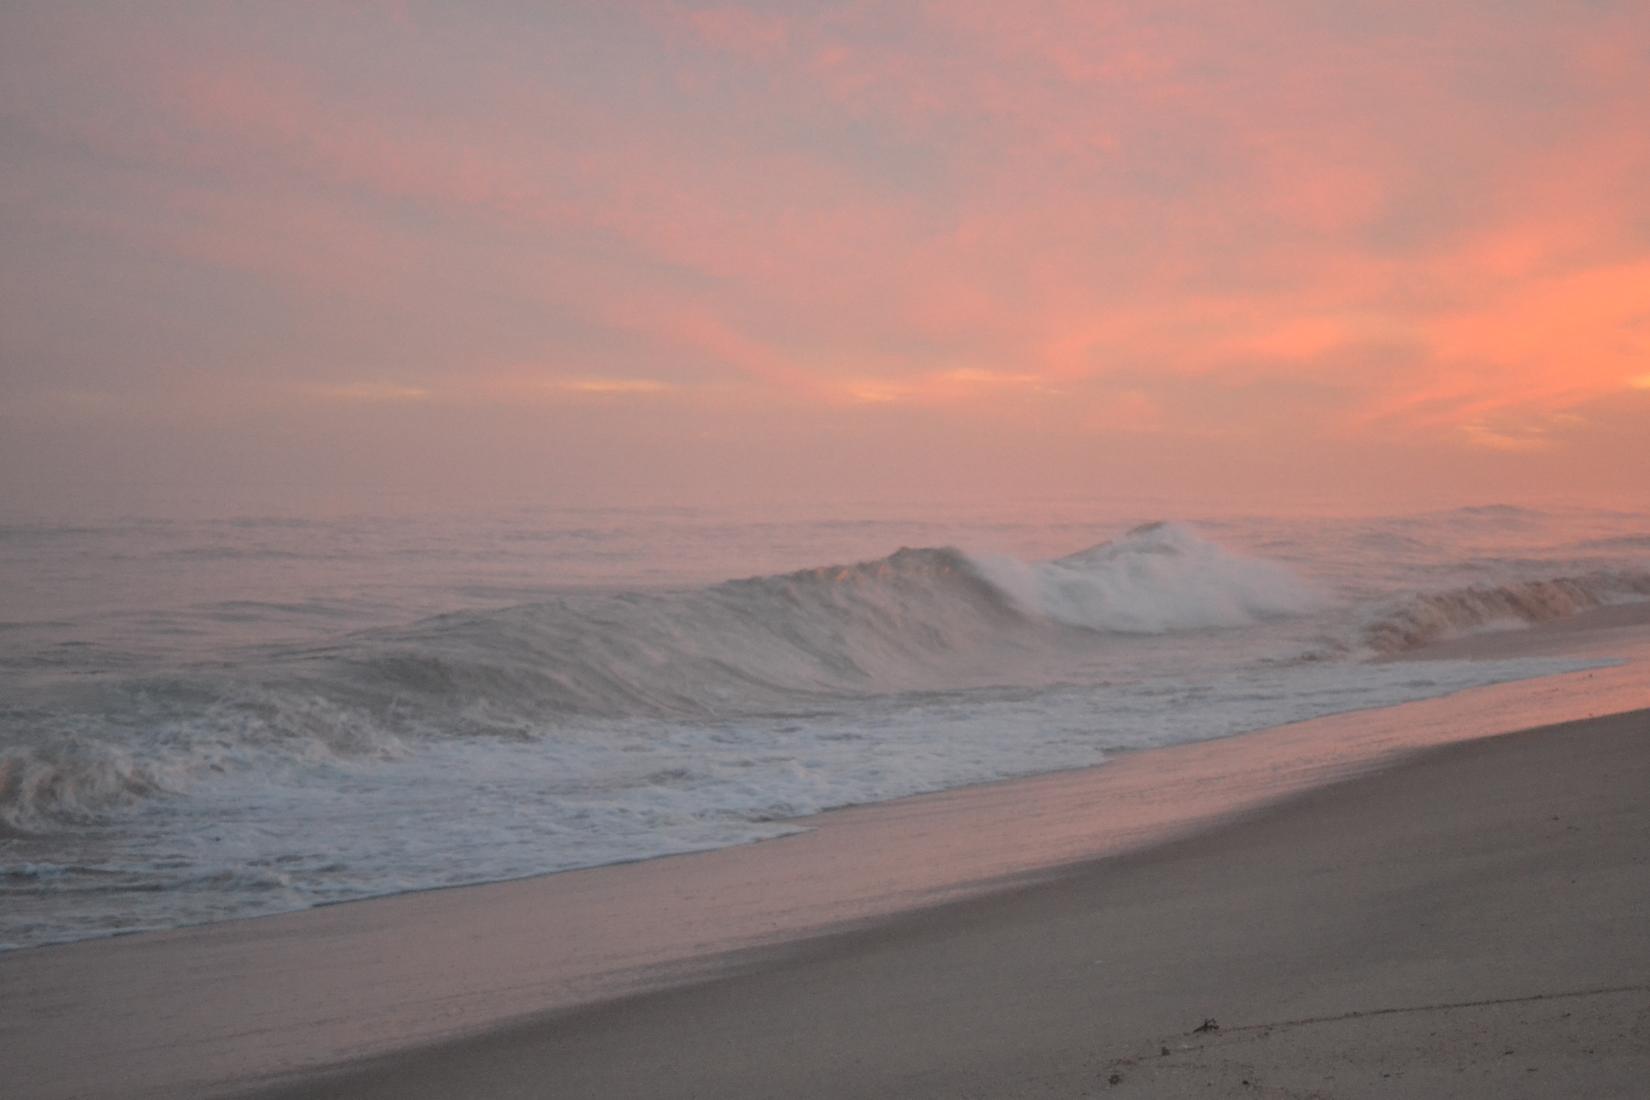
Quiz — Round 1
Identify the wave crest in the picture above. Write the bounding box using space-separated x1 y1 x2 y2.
330 524 1323 719
977 522 1325 633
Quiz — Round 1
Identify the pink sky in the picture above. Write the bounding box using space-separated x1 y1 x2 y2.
3 2 1648 513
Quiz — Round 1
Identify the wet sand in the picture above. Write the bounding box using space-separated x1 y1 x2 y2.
4 622 1649 1099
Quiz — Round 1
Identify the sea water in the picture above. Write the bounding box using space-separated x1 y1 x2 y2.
3 501 1647 949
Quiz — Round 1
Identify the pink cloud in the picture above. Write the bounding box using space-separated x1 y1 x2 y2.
683 6 789 59
10 0 1650 504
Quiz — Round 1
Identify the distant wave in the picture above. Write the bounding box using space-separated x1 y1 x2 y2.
1362 572 1650 654
1574 535 1650 552
1427 503 1547 523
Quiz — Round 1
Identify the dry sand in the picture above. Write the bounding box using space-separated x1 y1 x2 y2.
4 619 1649 1099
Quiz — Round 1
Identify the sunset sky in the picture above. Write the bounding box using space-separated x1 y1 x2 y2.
3 2 1648 513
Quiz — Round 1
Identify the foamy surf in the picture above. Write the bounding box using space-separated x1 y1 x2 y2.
1 505 1646 948
975 521 1327 632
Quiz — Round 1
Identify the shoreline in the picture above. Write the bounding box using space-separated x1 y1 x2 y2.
4 613 1636 958
255 707 1650 1099
0 655 1612 960
3 616 1648 1098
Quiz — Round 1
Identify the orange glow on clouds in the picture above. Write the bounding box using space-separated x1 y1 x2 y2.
3 2 1649 507
306 383 432 405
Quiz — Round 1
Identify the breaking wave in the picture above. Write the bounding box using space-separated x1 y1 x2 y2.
0 693 409 835
0 742 186 836
1 523 1320 832
318 522 1323 719
1363 572 1650 654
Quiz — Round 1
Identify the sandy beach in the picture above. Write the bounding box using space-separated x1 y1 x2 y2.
3 616 1648 1099
257 707 1650 1100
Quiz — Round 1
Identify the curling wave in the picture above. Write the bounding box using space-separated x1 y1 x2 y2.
1362 571 1650 654
320 522 1324 719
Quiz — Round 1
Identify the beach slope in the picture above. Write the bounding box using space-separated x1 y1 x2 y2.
255 708 1650 1099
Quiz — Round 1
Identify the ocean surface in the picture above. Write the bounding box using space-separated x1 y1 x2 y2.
3 501 1648 950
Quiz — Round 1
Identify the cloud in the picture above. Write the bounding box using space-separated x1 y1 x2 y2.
468 368 683 402
682 6 789 59
1461 423 1553 453
552 378 674 396
6 1 1650 506
839 366 1047 405
304 382 431 404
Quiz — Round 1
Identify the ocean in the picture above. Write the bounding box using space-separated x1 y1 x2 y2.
3 501 1647 950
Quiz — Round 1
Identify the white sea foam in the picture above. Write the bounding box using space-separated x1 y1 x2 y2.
0 740 185 835
974 521 1326 632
